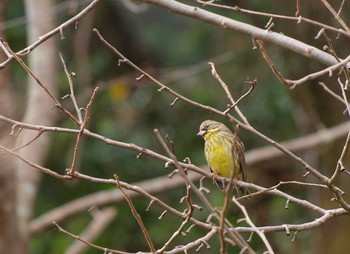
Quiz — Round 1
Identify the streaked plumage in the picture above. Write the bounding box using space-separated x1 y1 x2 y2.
198 120 248 194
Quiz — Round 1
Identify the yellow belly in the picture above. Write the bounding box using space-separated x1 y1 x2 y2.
205 142 233 178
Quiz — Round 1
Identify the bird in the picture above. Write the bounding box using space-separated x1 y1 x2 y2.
197 120 248 195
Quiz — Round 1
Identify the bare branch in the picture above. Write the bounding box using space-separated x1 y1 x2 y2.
65 208 117 254
0 0 103 69
3 41 80 125
68 87 99 177
194 0 349 39
208 62 251 126
223 79 257 116
53 221 128 254
320 0 350 34
232 197 274 253
140 0 338 66
114 174 156 253
289 54 350 88
0 144 72 180
256 39 289 86
236 208 346 233
59 52 83 123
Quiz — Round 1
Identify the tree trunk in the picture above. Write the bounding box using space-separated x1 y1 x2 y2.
15 0 58 251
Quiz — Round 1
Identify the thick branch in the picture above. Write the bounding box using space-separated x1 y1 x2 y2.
138 0 338 66
236 208 346 233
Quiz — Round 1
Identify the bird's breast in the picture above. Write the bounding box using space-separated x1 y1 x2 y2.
205 138 233 178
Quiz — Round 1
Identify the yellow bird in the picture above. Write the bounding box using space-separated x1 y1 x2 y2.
197 120 248 194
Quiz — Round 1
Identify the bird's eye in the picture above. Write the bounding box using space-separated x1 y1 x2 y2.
203 125 209 131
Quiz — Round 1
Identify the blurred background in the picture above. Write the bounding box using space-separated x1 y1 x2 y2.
1 0 350 253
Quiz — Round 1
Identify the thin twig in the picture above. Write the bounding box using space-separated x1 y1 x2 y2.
114 174 156 253
219 166 237 253
3 41 80 125
329 130 350 184
59 52 83 123
153 129 216 214
322 32 341 62
11 130 44 152
68 87 99 177
93 28 226 119
0 0 103 69
256 40 290 86
288 54 350 88
238 181 328 214
167 228 217 254
157 185 194 253
338 78 350 117
65 208 117 254
208 62 236 106
208 62 252 126
337 0 346 15
223 79 257 115
232 197 274 253
194 0 349 38
320 0 350 34
53 221 128 254
318 82 349 106
322 32 350 85
329 79 350 184
295 0 300 16
0 144 72 180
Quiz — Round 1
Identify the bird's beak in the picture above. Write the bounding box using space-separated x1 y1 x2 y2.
197 130 205 136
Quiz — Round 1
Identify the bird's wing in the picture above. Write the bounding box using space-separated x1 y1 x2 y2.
235 137 248 182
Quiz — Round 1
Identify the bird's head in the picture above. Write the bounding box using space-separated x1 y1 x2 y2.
197 120 232 140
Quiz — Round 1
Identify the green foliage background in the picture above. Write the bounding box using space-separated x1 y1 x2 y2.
3 0 350 253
